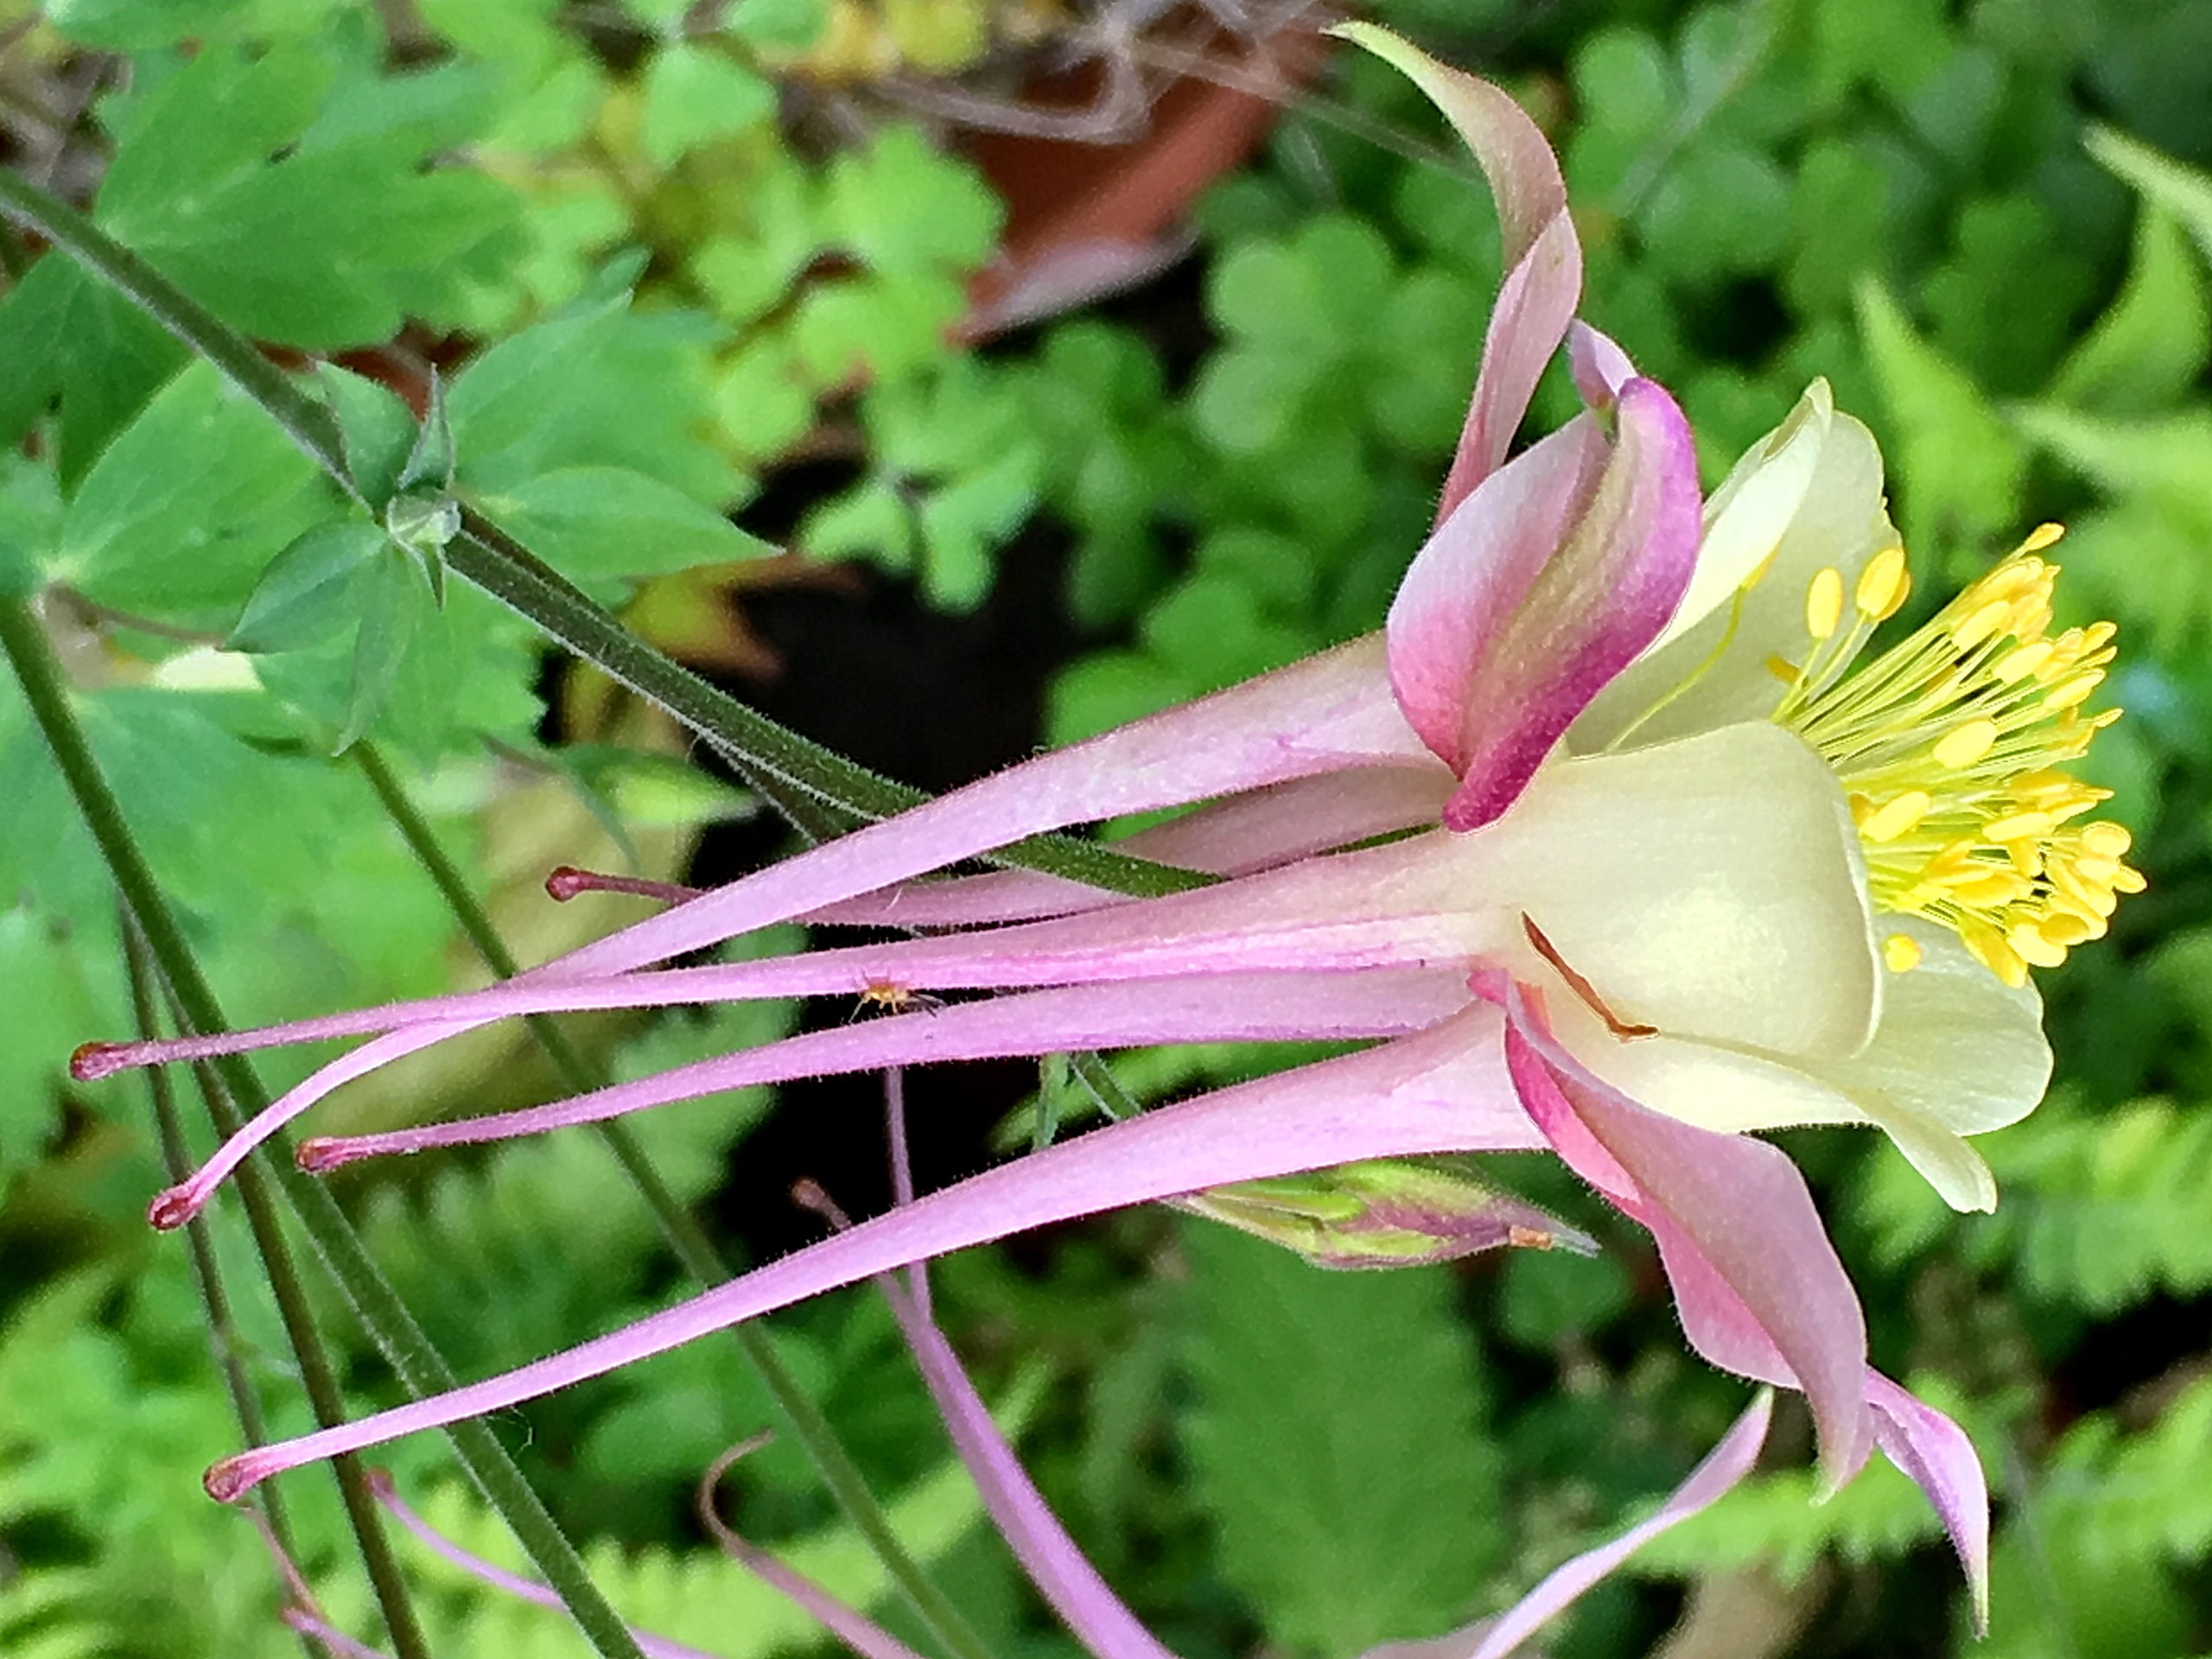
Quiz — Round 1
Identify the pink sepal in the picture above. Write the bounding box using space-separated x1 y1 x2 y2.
1497 989 1872 1488
810 766 1452 931
1389 381 1702 831
203 1006 1541 1497
1567 322 1636 410
1400 1392 1773 1659
1436 214 1584 520
1866 1371 1991 1632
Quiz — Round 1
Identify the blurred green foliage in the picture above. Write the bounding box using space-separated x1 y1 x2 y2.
4 2 2212 1659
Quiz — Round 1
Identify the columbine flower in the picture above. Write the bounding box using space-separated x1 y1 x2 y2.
72 26 2138 1620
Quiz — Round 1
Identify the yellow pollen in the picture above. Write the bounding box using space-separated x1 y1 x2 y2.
1806 567 1845 641
1774 528 2140 983
1855 546 1910 620
1863 791 1933 842
1764 653 1800 684
1932 719 1999 768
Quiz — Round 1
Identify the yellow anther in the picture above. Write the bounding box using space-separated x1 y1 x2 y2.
1883 933 1923 972
1855 546 1910 620
1992 640 2055 683
1953 869 2035 907
2007 596 2054 640
2011 769 2076 803
2082 822 2133 857
2007 920 2069 969
2046 671 2106 709
2020 522 2066 553
1982 810 2056 843
1932 719 1999 768
1806 567 1845 641
1863 791 1933 842
2037 912 2097 950
1951 600 2013 652
1764 653 1801 684
1776 532 2132 985
2045 861 2118 917
1961 920 2029 988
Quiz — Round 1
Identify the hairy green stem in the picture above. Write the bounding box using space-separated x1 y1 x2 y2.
124 924 327 1659
0 597 649 1659
353 741 995 1659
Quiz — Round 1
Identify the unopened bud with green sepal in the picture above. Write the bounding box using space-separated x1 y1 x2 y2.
1173 1156 1596 1269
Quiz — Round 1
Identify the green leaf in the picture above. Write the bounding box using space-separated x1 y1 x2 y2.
824 126 1002 276
639 43 776 168
1923 194 2093 392
338 545 435 753
726 0 830 52
227 520 385 652
50 360 329 621
1809 0 1951 106
1497 1246 1632 1348
318 364 419 507
1638 143 1793 283
713 337 817 460
802 478 917 573
1854 277 2026 550
1783 139 1891 319
1190 346 1313 455
480 467 771 600
2054 206 2212 414
397 371 456 493
1176 1222 1506 1656
2088 124 2212 269
448 302 742 504
917 451 1036 613
93 43 518 347
0 254 188 486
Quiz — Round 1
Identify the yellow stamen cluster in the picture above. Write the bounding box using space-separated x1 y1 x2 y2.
1773 526 2144 988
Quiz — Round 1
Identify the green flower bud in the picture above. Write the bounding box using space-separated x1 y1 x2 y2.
1174 1157 1595 1269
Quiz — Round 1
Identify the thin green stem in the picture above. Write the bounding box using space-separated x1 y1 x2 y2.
124 922 325 1659
353 741 995 1659
0 597 648 1659
0 165 1206 899
448 511 1208 895
0 171 353 488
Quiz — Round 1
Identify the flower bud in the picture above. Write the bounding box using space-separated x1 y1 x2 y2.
1175 1156 1594 1269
